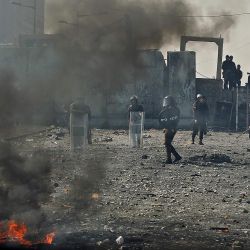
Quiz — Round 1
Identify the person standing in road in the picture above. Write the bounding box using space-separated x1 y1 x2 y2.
128 95 144 147
159 96 182 164
192 94 209 145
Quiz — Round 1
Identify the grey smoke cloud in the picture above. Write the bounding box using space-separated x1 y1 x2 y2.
0 142 53 230
0 0 237 122
70 156 106 210
46 0 235 49
42 0 236 103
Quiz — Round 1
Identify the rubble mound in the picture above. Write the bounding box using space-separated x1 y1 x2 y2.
189 153 231 164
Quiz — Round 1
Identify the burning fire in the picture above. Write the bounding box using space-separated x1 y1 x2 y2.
0 220 55 246
41 232 56 244
0 220 31 246
91 193 100 201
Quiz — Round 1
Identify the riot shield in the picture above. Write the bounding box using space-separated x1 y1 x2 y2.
129 112 145 148
70 112 89 151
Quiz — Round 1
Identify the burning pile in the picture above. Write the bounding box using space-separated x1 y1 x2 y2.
0 142 54 247
0 220 55 246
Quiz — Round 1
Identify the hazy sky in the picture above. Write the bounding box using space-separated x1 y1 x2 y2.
173 0 250 81
44 0 250 82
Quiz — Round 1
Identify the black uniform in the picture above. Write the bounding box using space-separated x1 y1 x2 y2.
192 100 209 143
70 101 91 117
235 69 243 87
228 60 237 90
159 105 181 163
222 59 231 89
128 104 144 115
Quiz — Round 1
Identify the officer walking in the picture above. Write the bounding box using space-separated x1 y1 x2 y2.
192 94 209 145
159 96 182 164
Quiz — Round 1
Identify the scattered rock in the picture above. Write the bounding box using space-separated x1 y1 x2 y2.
207 153 231 163
97 239 111 246
189 153 231 164
93 137 113 142
232 240 244 249
116 236 124 245
25 138 34 142
191 173 201 177
55 128 66 137
113 130 126 135
210 227 229 233
142 155 149 159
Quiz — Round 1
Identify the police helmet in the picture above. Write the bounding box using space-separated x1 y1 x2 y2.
130 95 138 102
163 96 175 107
197 93 203 99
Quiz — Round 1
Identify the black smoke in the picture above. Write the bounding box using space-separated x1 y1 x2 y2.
0 1 237 124
42 0 236 101
0 142 53 231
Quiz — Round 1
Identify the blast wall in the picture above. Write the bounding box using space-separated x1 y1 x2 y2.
0 47 166 128
167 51 196 126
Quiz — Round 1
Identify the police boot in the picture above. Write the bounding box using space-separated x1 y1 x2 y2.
173 155 182 163
165 158 173 164
191 135 195 144
199 140 204 145
137 138 141 148
172 150 182 163
165 148 173 164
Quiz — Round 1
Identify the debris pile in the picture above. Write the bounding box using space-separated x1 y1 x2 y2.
188 153 232 164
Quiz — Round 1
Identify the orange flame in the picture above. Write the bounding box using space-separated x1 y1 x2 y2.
41 232 55 244
0 220 55 246
0 220 31 246
91 193 100 201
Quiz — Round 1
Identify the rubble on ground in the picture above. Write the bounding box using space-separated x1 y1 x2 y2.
4 129 249 250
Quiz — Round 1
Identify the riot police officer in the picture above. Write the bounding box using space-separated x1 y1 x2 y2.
159 96 182 164
128 96 144 147
192 94 209 145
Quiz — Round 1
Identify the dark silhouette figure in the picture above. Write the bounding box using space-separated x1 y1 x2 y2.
235 64 243 87
192 94 209 145
228 56 237 90
128 95 144 114
159 96 182 164
222 55 231 89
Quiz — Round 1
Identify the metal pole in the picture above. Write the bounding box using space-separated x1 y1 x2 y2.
76 11 80 34
236 86 239 131
33 0 37 34
247 85 249 129
216 39 223 80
